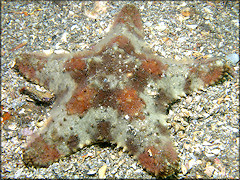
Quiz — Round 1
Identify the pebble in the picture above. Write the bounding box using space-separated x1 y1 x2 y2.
8 123 17 130
211 149 221 155
61 32 68 42
186 24 198 29
188 159 197 169
181 7 192 17
204 165 215 177
156 22 167 31
145 21 152 27
231 19 239 27
98 164 107 179
86 169 97 175
225 53 239 64
202 141 212 146
14 168 23 178
181 164 188 175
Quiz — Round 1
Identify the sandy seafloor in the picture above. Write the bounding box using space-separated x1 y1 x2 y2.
1 1 239 179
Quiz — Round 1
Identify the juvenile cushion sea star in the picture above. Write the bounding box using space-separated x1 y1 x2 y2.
15 4 230 177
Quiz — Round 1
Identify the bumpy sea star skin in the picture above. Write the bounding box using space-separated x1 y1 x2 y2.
15 4 229 177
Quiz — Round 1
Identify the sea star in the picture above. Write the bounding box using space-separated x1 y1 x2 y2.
15 4 230 177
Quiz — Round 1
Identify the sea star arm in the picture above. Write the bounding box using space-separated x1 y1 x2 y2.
15 52 76 94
